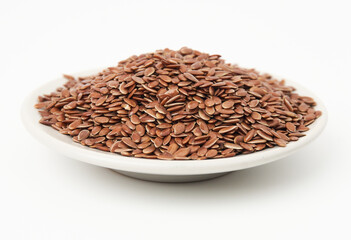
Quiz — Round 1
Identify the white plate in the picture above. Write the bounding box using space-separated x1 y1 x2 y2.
22 70 328 182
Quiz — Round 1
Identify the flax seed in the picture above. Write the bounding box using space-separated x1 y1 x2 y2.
78 129 90 141
222 100 234 109
174 148 190 158
206 149 218 158
173 123 185 135
286 122 296 132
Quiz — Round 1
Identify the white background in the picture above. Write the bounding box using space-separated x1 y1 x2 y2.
1 0 350 239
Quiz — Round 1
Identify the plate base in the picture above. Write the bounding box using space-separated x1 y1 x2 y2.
112 170 231 183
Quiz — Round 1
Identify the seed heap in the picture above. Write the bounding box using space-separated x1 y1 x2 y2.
35 47 322 160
